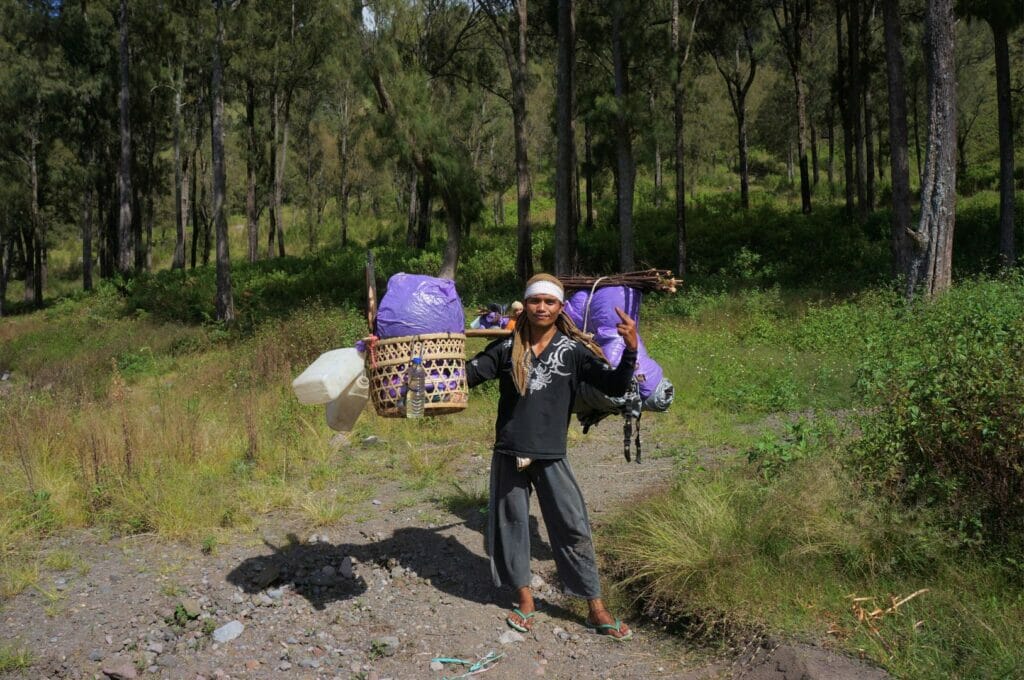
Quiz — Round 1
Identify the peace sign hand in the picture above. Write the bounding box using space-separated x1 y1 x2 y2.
614 307 638 351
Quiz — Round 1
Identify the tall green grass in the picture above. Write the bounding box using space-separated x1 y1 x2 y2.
603 276 1024 679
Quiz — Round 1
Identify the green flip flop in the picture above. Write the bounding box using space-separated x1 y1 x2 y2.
506 607 537 633
588 618 633 641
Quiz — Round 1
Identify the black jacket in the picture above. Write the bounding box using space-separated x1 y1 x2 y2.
466 330 637 459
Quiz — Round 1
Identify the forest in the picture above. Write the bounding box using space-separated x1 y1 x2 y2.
1 0 1023 678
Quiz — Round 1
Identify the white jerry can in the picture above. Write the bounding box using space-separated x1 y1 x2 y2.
325 373 370 432
291 348 365 405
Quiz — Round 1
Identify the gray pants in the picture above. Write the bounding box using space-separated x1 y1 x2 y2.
487 453 601 599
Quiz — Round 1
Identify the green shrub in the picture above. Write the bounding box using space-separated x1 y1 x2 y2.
856 275 1024 545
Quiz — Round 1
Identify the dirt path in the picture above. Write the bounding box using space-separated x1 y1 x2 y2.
0 419 889 680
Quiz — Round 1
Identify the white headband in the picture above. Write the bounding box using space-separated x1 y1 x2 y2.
524 280 564 302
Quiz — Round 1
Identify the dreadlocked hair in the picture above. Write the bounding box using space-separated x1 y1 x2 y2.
510 311 609 397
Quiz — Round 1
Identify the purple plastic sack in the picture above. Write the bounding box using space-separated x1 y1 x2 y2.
565 286 642 332
592 330 664 399
375 273 465 338
567 286 662 399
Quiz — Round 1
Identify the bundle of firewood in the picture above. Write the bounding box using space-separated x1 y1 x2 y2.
559 269 681 294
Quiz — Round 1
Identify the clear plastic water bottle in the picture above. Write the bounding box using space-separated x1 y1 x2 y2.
406 356 426 418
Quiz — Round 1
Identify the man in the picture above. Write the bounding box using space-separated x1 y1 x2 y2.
466 273 637 640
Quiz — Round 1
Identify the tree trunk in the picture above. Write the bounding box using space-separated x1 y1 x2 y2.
21 225 34 304
417 174 432 249
810 120 819 186
190 144 200 269
0 235 8 318
877 122 886 180
864 89 876 210
338 93 352 248
82 179 94 291
773 1 812 214
511 0 533 284
142 115 157 271
267 89 279 258
827 100 835 195
912 74 923 187
211 1 234 322
172 63 186 270
405 166 418 247
584 123 594 231
848 0 866 216
554 0 575 276
837 0 855 212
245 79 259 263
276 93 291 258
29 136 43 307
651 90 662 207
906 0 956 297
788 141 794 182
612 1 635 271
439 199 460 280
991 21 1016 266
672 0 686 275
738 95 750 210
117 0 133 275
883 0 913 278
98 168 113 278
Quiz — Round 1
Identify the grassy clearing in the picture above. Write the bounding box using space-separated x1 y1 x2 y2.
0 293 502 600
2 193 1022 678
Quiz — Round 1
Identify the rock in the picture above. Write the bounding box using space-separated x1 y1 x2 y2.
244 660 260 671
180 598 202 618
362 435 379 446
298 658 321 669
212 621 244 644
321 565 337 578
278 661 293 671
255 593 275 607
266 587 284 600
230 593 245 605
430 661 445 672
499 630 525 645
340 556 354 579
372 499 382 506
101 661 138 679
370 636 400 657
389 566 404 579
530 574 546 589
89 649 105 662
552 627 571 641
145 641 163 654
156 655 179 668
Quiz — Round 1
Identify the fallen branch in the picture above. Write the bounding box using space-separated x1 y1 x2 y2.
559 269 682 294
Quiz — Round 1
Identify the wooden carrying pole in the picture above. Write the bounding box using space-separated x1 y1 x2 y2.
366 250 377 334
464 328 512 337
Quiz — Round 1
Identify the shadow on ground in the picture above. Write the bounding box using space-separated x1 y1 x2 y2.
226 512 571 623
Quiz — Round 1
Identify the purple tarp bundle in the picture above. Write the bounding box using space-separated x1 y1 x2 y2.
565 286 665 400
375 273 465 339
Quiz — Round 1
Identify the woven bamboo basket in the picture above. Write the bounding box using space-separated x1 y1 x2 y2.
364 332 469 417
